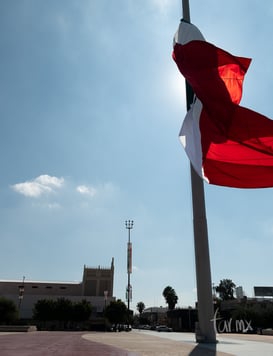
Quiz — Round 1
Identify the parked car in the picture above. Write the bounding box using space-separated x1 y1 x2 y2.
121 324 132 332
156 325 173 332
113 324 132 332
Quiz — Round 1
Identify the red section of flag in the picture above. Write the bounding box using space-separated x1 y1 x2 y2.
173 24 273 188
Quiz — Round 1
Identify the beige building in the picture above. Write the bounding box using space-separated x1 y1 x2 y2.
0 258 115 319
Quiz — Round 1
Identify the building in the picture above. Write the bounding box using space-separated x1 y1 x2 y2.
167 308 198 332
0 258 115 319
254 286 273 298
235 286 245 299
141 307 168 326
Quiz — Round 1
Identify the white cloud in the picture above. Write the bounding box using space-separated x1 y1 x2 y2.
76 182 118 200
76 185 96 197
150 0 173 13
11 175 64 198
47 202 61 209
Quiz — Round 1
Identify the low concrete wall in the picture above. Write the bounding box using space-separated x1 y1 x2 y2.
262 328 273 335
0 325 37 332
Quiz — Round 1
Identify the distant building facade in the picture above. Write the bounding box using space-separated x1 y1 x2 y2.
0 258 115 319
254 286 273 298
235 286 245 299
141 307 168 326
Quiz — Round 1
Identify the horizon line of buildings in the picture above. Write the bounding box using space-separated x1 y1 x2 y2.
0 258 115 319
1 257 272 321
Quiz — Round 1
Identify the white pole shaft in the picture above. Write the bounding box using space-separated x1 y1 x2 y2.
182 0 216 343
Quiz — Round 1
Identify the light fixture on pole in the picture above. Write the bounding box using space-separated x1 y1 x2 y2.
125 220 133 322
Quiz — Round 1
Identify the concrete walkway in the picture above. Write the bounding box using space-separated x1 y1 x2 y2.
83 329 273 356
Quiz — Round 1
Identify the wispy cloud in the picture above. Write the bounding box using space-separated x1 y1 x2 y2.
11 175 64 198
76 185 96 197
76 183 119 202
150 0 173 13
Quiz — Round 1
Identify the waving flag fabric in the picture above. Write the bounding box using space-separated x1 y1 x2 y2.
173 21 273 188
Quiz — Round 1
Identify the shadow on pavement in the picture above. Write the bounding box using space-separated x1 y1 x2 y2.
189 342 217 356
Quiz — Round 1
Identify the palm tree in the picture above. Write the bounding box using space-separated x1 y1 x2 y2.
162 286 178 310
216 279 236 300
136 301 145 314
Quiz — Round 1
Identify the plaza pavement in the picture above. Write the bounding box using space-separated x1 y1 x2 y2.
0 329 272 355
83 329 273 356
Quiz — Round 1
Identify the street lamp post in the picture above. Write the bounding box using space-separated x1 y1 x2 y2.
125 220 133 325
18 276 25 319
104 290 108 332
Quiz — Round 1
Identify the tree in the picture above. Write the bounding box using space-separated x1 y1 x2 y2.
216 279 236 300
54 298 73 327
72 300 92 322
33 298 92 329
162 286 178 310
33 299 56 322
0 297 18 324
104 299 127 327
136 301 145 315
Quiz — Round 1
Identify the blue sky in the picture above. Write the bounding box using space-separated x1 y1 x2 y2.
1 0 273 311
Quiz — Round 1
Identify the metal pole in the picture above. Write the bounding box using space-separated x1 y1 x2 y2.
182 0 216 343
104 290 108 332
125 220 133 327
128 227 130 312
18 275 25 319
182 0 190 22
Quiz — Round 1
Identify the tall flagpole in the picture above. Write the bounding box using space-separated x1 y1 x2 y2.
182 0 216 343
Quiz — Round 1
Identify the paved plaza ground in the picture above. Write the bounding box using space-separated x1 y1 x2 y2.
0 329 273 355
83 330 273 355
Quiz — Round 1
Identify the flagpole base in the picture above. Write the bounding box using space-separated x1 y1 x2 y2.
195 322 218 344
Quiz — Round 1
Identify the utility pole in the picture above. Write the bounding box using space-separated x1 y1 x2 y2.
125 220 133 326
